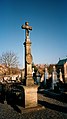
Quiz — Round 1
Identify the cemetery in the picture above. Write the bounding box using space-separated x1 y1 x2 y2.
0 22 67 119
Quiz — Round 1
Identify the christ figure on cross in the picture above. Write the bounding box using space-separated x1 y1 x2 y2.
21 22 32 39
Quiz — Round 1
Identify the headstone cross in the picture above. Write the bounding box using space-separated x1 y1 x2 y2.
21 22 34 86
21 22 32 39
21 21 38 108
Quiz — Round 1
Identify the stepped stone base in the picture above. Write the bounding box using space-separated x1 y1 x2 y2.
22 85 38 108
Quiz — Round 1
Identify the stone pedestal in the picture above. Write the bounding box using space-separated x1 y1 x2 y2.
22 86 38 108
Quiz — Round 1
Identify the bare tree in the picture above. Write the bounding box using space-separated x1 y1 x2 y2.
0 51 19 68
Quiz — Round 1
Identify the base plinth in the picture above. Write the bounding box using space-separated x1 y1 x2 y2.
22 85 38 108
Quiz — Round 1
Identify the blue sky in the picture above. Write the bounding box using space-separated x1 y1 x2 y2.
0 0 67 68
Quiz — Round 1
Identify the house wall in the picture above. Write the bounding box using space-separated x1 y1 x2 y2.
64 62 67 83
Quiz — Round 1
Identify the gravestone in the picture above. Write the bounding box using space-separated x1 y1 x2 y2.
59 69 63 82
44 67 49 85
36 70 41 84
21 22 38 108
52 66 57 90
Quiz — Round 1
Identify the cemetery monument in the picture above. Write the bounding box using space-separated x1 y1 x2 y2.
59 69 63 82
44 67 49 85
21 22 38 108
52 66 57 90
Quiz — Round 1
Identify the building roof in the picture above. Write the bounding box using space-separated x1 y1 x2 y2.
57 58 67 65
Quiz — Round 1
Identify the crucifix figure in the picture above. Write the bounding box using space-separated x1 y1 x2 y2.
21 22 32 39
21 22 34 86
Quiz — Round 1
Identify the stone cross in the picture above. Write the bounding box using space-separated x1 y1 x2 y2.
21 22 38 109
21 22 32 39
21 22 34 86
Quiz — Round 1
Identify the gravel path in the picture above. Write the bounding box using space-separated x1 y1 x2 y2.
0 91 67 119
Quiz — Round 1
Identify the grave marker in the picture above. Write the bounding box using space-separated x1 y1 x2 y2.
21 22 38 108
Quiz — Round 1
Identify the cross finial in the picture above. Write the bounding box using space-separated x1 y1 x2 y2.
21 22 32 39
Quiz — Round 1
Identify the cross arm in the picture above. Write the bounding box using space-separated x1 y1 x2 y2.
21 25 32 30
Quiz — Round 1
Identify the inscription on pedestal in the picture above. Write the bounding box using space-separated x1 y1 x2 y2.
23 86 38 108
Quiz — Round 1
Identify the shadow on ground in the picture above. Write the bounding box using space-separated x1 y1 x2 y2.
38 100 67 113
11 104 21 113
38 88 67 113
38 88 67 103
